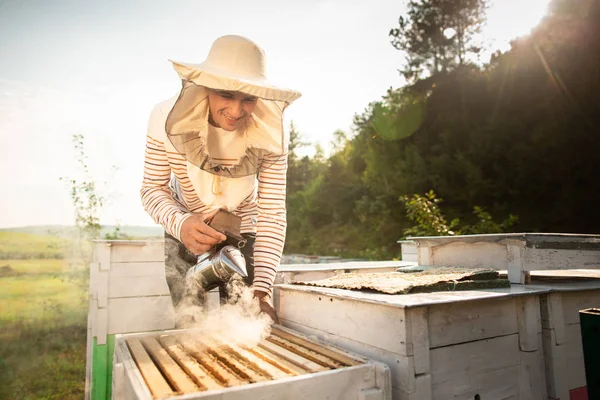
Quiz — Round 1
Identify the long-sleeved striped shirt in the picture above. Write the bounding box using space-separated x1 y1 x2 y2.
140 97 288 295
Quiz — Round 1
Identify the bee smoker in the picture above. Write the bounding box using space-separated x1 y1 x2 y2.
185 210 248 291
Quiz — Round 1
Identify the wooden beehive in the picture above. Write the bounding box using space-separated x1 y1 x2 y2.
112 325 391 400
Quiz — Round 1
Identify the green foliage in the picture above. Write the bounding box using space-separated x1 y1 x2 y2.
400 190 518 238
283 0 599 260
0 259 87 399
60 134 105 241
389 0 488 81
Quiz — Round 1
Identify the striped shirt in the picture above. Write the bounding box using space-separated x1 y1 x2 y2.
140 98 287 295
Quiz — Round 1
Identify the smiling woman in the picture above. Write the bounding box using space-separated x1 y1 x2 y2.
140 35 301 327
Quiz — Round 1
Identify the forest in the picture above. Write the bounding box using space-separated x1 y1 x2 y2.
283 0 600 259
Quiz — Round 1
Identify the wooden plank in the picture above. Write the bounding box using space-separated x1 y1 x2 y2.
278 289 409 355
281 318 415 393
111 242 164 263
271 326 361 366
430 241 509 271
96 243 112 271
428 298 518 348
560 290 600 324
542 329 569 400
430 334 520 385
177 335 249 387
564 324 587 392
217 341 291 380
108 276 170 299
97 272 108 308
541 293 566 345
109 261 166 277
522 247 600 271
267 335 342 369
198 337 268 383
107 297 175 335
507 242 527 284
158 334 223 391
126 338 174 398
516 295 540 351
432 365 521 400
406 307 429 375
259 340 328 373
114 340 153 400
418 245 433 265
244 344 309 376
519 339 548 400
140 336 199 394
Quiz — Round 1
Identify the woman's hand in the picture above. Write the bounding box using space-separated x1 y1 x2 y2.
180 211 227 255
254 291 279 324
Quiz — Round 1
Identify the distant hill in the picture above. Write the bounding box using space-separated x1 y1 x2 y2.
0 225 164 239
0 231 71 259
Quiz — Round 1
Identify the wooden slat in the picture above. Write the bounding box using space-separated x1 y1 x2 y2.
126 339 174 398
158 335 223 392
210 339 292 380
244 344 309 376
107 297 174 335
177 335 249 387
141 336 199 394
198 338 268 383
259 340 328 373
271 326 360 366
267 335 343 369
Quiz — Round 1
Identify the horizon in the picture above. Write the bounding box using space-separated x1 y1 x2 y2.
1 0 552 229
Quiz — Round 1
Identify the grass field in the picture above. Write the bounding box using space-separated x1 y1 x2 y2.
0 258 89 400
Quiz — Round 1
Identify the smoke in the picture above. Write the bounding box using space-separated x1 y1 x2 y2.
173 277 272 348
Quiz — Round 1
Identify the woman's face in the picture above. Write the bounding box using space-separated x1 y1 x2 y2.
207 89 258 131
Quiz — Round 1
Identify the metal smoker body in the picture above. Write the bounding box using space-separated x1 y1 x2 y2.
185 245 248 291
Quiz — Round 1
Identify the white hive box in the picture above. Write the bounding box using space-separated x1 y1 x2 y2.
112 325 391 400
276 283 558 400
408 233 600 284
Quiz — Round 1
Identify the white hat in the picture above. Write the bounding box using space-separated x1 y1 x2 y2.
165 35 301 177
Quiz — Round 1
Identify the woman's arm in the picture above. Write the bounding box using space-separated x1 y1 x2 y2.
252 152 289 296
140 105 192 242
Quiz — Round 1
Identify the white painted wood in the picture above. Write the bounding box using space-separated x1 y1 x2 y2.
518 339 548 400
112 362 125 400
507 242 526 284
98 271 108 308
542 329 569 400
107 297 175 335
417 245 433 266
278 289 410 355
522 247 600 271
281 318 416 395
114 328 393 400
407 307 429 375
541 293 566 345
564 323 586 392
516 295 540 351
432 365 521 400
110 242 164 263
430 241 509 270
114 340 153 400
96 307 108 345
108 276 170 299
430 334 519 385
560 289 600 324
428 298 518 348
408 374 432 400
109 262 166 278
96 243 112 271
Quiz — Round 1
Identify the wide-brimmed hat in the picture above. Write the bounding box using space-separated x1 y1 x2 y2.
165 35 302 177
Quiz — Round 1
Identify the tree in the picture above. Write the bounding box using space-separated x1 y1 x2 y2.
389 0 487 81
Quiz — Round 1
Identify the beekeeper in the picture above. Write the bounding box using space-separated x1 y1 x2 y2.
140 35 301 325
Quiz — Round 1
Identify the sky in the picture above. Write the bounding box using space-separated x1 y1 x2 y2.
0 0 551 228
